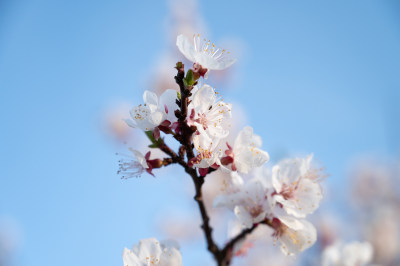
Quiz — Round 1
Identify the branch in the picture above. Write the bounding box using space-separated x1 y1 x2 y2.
220 219 274 265
174 64 221 263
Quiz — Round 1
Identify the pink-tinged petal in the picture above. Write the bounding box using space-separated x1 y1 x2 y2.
145 151 151 160
153 127 160 141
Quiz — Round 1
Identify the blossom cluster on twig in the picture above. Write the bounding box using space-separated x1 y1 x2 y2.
120 34 327 266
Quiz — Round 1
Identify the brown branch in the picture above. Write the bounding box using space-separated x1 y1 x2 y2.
220 219 274 265
157 64 268 266
173 65 222 264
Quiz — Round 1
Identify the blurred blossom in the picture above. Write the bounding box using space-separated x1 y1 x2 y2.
348 157 400 265
350 158 397 207
0 217 22 266
156 210 201 242
365 206 400 265
321 241 373 266
103 102 133 142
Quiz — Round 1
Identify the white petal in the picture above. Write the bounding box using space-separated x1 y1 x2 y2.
195 53 237 70
137 238 163 262
230 171 244 188
159 89 179 123
159 246 182 266
176 34 196 63
191 84 216 114
234 205 253 229
272 165 283 193
143 90 159 107
278 217 317 256
122 248 141 266
148 111 165 127
129 148 148 169
124 118 137 128
233 126 269 173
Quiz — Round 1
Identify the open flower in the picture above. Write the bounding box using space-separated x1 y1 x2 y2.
125 90 178 132
272 154 323 218
221 126 270 173
189 134 222 176
214 172 274 228
122 237 182 266
118 149 162 178
322 241 373 266
271 216 317 256
188 83 232 142
176 34 236 71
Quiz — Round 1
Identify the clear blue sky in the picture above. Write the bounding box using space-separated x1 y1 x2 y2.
0 1 399 265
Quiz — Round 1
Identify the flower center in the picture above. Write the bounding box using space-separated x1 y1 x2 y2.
133 104 150 121
198 113 208 129
280 184 296 200
249 205 263 218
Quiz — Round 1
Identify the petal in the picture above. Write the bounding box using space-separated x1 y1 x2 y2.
122 248 141 266
159 246 183 266
234 205 253 228
124 118 137 128
195 53 237 70
278 217 317 256
148 111 165 127
176 34 196 63
191 84 216 114
137 238 163 262
129 148 148 169
143 90 159 107
159 89 179 123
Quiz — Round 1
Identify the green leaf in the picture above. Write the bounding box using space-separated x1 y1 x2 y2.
148 143 159 148
184 69 195 86
177 91 181 100
145 130 155 143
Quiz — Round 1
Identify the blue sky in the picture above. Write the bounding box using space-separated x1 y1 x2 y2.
0 0 399 265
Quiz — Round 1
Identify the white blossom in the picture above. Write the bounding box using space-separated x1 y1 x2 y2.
118 149 150 178
118 149 162 178
272 154 323 218
125 90 178 131
122 238 182 266
272 216 317 256
190 133 222 175
222 126 270 173
176 34 236 71
322 241 373 266
188 83 232 142
213 172 274 228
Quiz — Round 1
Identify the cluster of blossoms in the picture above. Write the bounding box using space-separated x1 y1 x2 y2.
120 34 326 266
214 153 324 256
